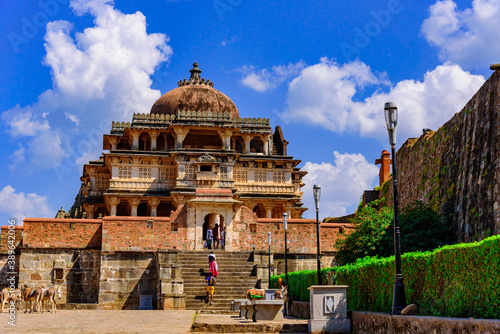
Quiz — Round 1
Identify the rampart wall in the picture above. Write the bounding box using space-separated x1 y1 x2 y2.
394 70 500 242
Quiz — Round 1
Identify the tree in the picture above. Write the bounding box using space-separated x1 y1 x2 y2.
335 201 454 266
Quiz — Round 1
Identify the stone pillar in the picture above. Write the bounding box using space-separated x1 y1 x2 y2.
108 137 118 150
242 134 252 154
375 150 392 187
85 204 95 219
174 128 189 149
149 197 160 217
150 130 160 151
263 135 270 155
108 196 120 216
130 129 140 150
130 198 141 217
219 129 233 150
266 208 272 219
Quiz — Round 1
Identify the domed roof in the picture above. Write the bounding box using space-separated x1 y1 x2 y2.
150 62 239 118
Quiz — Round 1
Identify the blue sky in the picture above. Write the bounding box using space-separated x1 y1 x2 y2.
0 0 498 225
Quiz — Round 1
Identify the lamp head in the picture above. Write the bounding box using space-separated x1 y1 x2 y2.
282 212 288 230
267 231 271 245
384 102 398 147
313 184 321 210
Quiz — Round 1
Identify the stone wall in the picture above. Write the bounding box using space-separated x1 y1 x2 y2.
394 70 500 242
23 218 102 249
231 209 353 253
18 249 100 304
351 311 500 334
101 216 189 251
0 226 23 287
99 251 157 310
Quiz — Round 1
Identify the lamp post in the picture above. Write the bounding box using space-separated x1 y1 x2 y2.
282 212 288 288
384 102 407 314
267 231 272 288
313 184 322 285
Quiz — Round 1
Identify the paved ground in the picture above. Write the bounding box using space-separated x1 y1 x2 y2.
0 310 197 334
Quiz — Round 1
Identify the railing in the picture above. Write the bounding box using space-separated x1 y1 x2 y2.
109 179 175 191
234 183 295 194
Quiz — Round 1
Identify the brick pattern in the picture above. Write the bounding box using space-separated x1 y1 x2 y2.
101 216 189 251
23 219 102 249
232 206 353 252
0 226 23 252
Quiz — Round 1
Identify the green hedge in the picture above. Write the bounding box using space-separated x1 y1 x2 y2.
272 235 500 318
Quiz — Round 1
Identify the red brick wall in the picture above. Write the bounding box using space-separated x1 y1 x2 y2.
101 216 189 251
232 215 353 253
0 226 23 252
23 218 102 249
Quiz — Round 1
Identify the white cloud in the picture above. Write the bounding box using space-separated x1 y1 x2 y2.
0 186 53 225
281 58 484 143
238 61 306 92
302 151 379 219
421 0 500 68
1 0 172 175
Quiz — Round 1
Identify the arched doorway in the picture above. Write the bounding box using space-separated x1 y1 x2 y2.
202 213 225 249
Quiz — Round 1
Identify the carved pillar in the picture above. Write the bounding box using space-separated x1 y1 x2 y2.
149 197 160 217
242 134 252 154
129 198 141 217
150 130 160 151
174 127 189 149
85 204 96 219
266 208 272 219
219 129 233 150
108 137 118 151
108 196 120 216
263 134 270 155
130 129 140 150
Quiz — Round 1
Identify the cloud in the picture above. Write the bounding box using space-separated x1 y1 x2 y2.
1 0 172 176
421 0 500 68
281 58 484 143
238 61 306 92
0 186 53 225
302 151 379 219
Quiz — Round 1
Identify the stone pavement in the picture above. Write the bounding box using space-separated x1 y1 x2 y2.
0 310 197 334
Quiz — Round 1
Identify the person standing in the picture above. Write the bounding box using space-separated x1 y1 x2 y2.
212 224 220 249
206 228 213 250
220 226 226 249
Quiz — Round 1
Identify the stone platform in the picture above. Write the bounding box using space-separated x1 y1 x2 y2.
191 312 308 333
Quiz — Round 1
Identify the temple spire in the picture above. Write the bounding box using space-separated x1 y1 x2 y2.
190 62 202 80
178 62 214 87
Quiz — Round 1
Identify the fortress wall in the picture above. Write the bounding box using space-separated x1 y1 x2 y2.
101 216 188 251
23 219 102 249
394 70 500 242
231 206 353 252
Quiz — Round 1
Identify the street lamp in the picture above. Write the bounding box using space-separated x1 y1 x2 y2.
313 184 322 285
282 212 288 288
384 102 407 314
267 232 272 288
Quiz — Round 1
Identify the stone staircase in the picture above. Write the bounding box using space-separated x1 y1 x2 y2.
177 250 265 313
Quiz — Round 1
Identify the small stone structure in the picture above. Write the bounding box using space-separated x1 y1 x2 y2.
308 285 350 334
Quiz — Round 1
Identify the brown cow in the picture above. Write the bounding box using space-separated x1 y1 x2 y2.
245 288 266 300
40 286 62 313
21 285 42 313
0 288 21 313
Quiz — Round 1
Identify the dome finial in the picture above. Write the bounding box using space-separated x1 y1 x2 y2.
177 62 214 87
189 62 202 81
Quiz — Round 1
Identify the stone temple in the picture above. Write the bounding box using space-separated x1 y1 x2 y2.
0 63 350 311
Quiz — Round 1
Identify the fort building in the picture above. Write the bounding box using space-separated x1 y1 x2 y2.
0 63 350 311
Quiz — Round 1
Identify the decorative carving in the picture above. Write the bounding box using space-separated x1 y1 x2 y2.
197 154 217 163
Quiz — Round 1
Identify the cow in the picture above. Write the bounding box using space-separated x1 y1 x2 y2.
40 286 62 313
21 285 42 313
0 287 21 313
245 288 265 300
